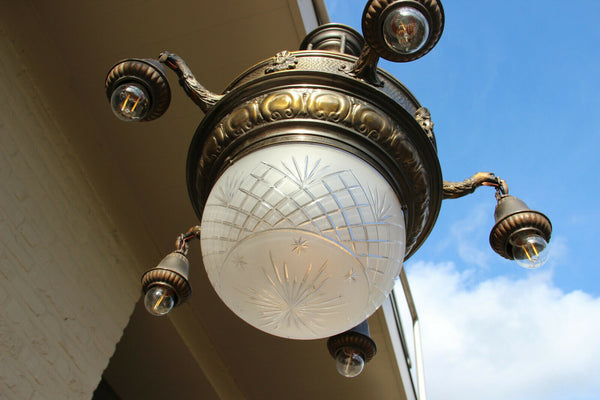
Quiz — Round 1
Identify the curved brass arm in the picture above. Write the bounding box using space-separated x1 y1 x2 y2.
159 51 223 113
174 225 201 255
443 172 508 199
346 44 384 87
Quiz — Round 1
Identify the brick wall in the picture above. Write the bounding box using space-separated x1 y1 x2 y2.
0 21 140 400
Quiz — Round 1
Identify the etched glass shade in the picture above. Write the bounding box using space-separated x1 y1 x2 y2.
200 143 406 339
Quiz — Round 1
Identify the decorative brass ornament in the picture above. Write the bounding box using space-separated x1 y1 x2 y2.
415 106 436 150
265 50 299 73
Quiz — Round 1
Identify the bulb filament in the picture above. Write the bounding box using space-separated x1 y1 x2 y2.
522 245 531 261
120 94 131 111
521 243 539 261
154 290 167 310
131 97 141 111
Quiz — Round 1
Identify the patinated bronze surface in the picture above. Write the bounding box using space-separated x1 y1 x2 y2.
159 52 223 113
442 172 506 200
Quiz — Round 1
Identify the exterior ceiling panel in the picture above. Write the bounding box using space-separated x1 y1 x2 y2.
1 0 414 398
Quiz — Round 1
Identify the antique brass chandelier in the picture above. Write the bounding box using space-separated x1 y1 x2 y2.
105 0 551 377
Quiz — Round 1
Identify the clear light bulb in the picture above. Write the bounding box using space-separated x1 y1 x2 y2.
110 83 150 121
335 349 365 378
144 285 175 316
383 7 430 55
510 232 550 269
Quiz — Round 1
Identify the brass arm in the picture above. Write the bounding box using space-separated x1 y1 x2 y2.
442 172 508 199
174 226 201 255
345 44 384 87
159 51 223 113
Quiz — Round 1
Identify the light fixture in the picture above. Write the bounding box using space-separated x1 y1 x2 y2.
490 194 551 269
140 227 197 315
105 58 171 121
362 0 444 62
105 0 551 377
328 321 377 378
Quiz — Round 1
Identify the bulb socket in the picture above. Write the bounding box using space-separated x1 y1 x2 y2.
489 195 552 260
141 251 192 306
105 58 171 121
327 320 377 363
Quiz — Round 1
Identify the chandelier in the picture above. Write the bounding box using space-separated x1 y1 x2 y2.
104 0 551 378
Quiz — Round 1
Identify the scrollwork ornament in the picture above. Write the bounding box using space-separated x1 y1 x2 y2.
306 91 352 122
259 91 304 121
350 103 390 140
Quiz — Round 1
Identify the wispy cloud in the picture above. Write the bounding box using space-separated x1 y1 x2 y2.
405 261 600 400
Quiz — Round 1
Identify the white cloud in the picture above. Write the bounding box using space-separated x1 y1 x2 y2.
405 261 600 400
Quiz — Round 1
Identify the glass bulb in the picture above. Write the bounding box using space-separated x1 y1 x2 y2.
110 83 150 121
510 232 550 269
144 285 175 316
335 349 364 378
383 7 430 55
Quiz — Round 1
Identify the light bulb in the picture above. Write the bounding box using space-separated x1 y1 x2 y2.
335 349 364 378
510 232 549 269
144 285 175 316
110 83 150 121
382 7 430 55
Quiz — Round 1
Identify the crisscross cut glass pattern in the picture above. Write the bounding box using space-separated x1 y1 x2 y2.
201 143 405 339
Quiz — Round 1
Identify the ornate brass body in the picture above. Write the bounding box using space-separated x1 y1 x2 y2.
184 49 442 259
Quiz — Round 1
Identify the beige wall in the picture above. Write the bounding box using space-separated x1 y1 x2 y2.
0 19 141 400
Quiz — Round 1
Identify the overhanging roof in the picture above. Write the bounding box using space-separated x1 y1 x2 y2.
0 0 416 398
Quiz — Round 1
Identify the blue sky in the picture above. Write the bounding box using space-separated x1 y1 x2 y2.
325 1 600 399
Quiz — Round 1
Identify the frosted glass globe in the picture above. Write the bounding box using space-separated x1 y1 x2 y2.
200 143 405 339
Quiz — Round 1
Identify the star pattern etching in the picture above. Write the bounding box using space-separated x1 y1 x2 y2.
244 253 341 334
345 268 359 283
232 255 247 270
291 237 309 255
366 186 393 222
281 156 330 188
